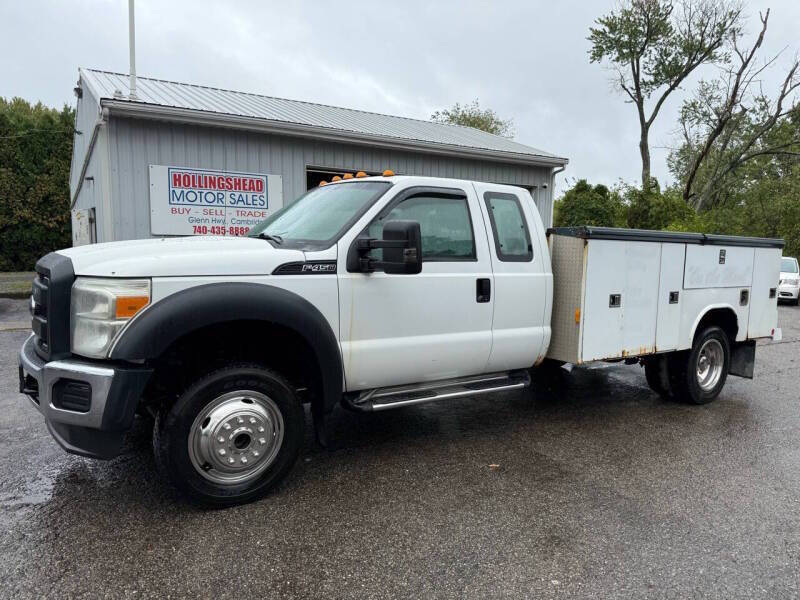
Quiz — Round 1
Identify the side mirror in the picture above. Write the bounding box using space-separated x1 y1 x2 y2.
355 220 422 274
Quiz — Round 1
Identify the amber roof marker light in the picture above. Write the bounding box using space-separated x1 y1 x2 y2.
331 175 342 181
355 171 368 178
342 173 354 179
382 169 395 177
319 180 328 186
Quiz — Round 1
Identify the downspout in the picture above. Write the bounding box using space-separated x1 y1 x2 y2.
549 165 566 229
71 107 108 208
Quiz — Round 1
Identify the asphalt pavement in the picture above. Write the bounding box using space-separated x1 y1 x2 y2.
0 302 798 599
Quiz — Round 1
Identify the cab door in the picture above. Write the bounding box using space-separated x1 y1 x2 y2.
337 182 495 391
473 183 550 370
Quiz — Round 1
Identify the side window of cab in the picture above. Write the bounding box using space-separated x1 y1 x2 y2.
367 191 476 261
483 191 533 262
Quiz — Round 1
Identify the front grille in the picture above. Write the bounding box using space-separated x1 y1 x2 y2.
31 273 50 352
32 253 74 361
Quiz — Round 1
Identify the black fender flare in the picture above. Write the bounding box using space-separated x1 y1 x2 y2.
110 282 344 415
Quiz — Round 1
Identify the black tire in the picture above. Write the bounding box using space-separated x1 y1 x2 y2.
643 357 670 398
671 326 731 405
153 363 304 507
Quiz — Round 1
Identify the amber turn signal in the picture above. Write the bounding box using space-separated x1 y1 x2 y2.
574 308 581 324
116 296 149 319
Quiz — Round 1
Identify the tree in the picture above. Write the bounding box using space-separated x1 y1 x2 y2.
669 110 800 255
431 99 514 137
670 10 800 210
623 180 695 229
0 98 74 271
589 0 742 190
553 179 626 227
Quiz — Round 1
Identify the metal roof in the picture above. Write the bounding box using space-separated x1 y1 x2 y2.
80 68 567 167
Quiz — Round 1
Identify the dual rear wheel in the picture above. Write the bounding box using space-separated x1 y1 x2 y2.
644 326 731 404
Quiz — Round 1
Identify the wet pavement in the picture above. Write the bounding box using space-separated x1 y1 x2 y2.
1 305 799 599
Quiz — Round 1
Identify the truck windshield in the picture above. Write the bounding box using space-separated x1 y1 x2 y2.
781 257 798 273
249 181 391 249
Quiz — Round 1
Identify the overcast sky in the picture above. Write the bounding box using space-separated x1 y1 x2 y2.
2 0 798 193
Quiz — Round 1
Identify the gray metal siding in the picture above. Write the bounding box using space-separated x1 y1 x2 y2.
71 97 114 243
107 117 555 241
72 143 108 239
69 90 101 196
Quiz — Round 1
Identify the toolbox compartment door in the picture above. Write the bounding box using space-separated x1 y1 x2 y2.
655 243 686 352
748 247 781 338
684 245 754 289
581 240 660 361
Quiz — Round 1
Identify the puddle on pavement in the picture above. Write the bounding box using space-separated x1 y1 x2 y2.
0 461 61 509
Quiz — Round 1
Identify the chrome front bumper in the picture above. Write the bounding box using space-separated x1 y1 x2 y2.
18 333 152 459
19 333 115 429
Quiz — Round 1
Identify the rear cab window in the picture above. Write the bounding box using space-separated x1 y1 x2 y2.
483 192 533 262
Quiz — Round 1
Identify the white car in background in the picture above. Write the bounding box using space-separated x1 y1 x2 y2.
779 256 800 305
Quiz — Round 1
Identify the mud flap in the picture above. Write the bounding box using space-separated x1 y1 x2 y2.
729 340 756 379
312 402 329 448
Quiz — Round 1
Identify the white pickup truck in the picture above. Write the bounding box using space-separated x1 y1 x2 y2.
18 174 783 506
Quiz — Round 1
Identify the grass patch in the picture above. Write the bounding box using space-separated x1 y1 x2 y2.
0 272 34 298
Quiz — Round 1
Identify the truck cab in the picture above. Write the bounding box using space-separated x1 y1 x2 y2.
18 174 783 506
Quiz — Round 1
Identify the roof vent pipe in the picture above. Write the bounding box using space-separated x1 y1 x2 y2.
128 0 137 99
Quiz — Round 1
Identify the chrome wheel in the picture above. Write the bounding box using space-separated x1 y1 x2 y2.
696 338 724 392
188 390 284 485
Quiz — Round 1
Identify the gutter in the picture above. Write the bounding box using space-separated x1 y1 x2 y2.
71 107 108 208
551 165 566 186
550 165 566 197
100 100 570 169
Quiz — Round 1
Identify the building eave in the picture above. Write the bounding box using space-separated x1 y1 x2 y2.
100 99 569 169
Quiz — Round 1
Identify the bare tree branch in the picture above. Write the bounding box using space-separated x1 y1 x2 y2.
681 8 772 207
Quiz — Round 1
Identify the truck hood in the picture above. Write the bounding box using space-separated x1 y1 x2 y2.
57 236 307 277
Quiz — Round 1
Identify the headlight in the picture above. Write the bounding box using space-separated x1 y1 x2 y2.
70 278 150 358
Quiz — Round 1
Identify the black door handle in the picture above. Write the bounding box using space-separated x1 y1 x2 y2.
476 278 491 303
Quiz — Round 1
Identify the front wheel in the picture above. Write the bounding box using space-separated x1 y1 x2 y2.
153 364 304 507
672 326 731 405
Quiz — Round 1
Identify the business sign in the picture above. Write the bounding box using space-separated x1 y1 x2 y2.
148 165 283 236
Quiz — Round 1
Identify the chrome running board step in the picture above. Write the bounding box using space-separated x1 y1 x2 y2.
342 370 530 412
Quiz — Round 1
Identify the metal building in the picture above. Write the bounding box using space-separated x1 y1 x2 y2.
69 68 568 244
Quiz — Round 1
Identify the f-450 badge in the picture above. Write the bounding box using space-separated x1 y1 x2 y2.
302 262 337 273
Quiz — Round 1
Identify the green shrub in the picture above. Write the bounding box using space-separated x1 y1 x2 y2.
554 179 626 227
0 98 73 271
624 180 695 230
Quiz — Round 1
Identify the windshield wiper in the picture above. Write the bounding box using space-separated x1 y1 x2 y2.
256 233 283 244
